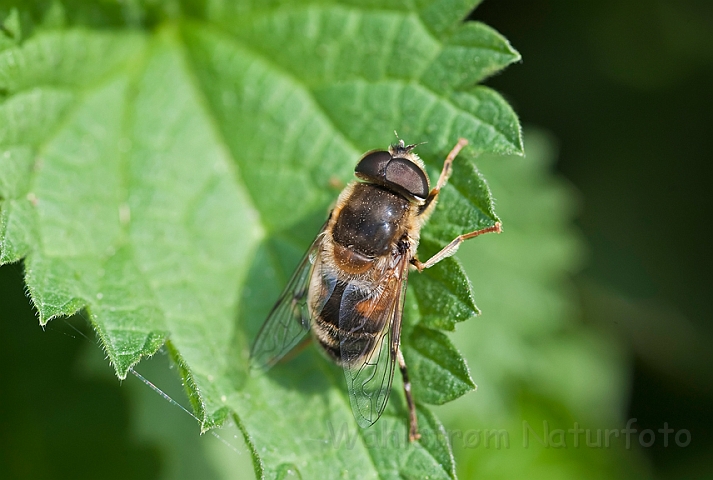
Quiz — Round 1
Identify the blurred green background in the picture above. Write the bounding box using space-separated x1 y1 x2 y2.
471 0 713 477
1 0 712 478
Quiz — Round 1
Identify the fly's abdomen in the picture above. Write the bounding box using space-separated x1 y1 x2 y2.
312 281 385 366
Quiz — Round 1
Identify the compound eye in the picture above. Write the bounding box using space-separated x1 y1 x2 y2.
355 150 391 180
384 157 429 200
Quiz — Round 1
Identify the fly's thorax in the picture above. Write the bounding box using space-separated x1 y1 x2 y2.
330 183 411 264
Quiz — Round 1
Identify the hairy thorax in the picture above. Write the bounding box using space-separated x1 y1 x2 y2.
330 183 411 273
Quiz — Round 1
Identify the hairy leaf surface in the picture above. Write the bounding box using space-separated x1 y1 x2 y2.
0 1 521 477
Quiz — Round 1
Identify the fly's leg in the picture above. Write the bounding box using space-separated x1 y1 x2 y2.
412 222 502 272
397 345 421 442
415 137 502 270
419 138 469 216
434 137 468 191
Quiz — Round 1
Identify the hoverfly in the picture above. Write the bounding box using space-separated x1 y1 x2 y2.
250 138 501 441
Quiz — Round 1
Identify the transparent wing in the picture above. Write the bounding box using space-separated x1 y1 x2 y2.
250 230 332 371
339 254 411 428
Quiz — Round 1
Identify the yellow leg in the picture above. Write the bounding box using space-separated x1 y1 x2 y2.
413 222 502 272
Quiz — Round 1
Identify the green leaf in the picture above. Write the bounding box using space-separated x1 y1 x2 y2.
0 8 21 51
422 21 521 91
0 1 522 477
404 325 475 405
234 350 457 480
411 240 479 331
366 405 457 479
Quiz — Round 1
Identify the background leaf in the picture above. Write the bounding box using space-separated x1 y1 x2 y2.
439 130 653 479
0 0 521 478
